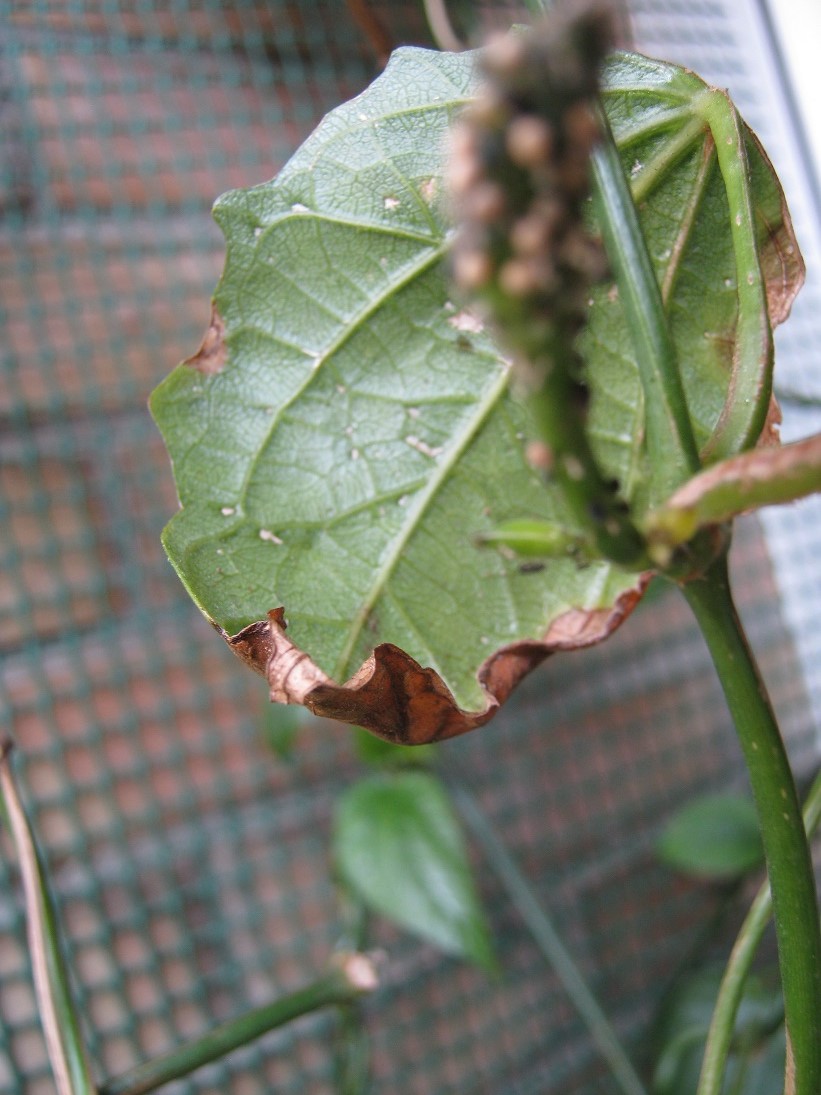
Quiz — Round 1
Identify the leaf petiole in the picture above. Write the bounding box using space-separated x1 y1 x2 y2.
591 110 702 503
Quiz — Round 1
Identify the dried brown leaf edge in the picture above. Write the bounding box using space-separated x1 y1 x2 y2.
219 579 649 745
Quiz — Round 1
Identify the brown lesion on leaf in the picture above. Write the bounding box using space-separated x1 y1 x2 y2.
221 580 650 745
702 129 803 460
752 133 806 329
751 138 803 451
185 303 228 375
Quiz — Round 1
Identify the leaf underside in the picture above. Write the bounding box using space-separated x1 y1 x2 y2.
150 46 802 742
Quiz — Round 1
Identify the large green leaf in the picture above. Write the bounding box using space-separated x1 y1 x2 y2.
150 46 800 741
333 771 494 969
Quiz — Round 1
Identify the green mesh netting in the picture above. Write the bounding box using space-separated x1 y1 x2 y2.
1 3 819 1093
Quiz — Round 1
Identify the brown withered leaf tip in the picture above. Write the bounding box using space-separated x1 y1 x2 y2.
221 583 649 745
185 303 228 375
746 130 802 451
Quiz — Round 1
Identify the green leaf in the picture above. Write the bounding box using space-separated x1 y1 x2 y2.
353 728 436 768
657 793 764 879
150 46 800 738
260 703 308 761
601 54 801 466
652 966 783 1095
653 966 725 1095
333 770 494 969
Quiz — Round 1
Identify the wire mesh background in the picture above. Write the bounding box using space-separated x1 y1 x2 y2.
1 2 819 1093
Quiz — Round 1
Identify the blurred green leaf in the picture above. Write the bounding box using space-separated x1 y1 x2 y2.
658 793 763 880
333 770 494 969
652 966 783 1095
260 704 308 761
353 728 435 768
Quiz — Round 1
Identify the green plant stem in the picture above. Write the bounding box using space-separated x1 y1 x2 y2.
0 739 98 1095
332 889 372 1095
333 1001 371 1095
682 552 821 1095
698 767 821 1095
422 0 465 52
450 781 648 1095
591 113 701 503
526 337 649 568
100 955 378 1095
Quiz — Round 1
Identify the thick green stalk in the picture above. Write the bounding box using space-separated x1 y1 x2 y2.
100 955 378 1095
682 553 821 1095
451 781 649 1095
590 115 702 504
698 768 821 1095
0 740 98 1095
332 889 372 1095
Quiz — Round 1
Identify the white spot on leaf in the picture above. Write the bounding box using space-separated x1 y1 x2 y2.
405 435 443 459
384 196 400 211
259 529 284 545
448 310 484 334
420 178 437 203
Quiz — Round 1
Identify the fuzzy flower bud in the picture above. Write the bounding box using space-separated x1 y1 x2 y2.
448 0 613 353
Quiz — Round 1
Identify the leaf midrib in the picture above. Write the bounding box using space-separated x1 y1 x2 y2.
332 360 511 681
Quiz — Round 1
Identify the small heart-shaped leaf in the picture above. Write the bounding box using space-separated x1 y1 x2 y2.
658 792 764 879
333 770 494 969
